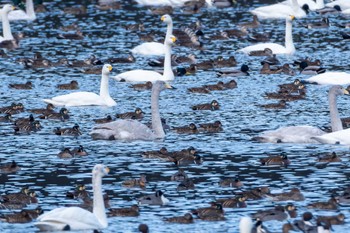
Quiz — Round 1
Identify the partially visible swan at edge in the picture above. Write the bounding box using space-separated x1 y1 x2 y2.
114 35 176 82
312 128 350 145
43 64 117 107
238 15 295 55
0 4 15 43
303 72 350 85
34 164 109 231
5 0 36 21
131 14 172 56
253 85 349 143
90 81 173 141
250 0 309 19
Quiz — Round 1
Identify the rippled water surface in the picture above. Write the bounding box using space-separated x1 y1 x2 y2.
1 0 350 232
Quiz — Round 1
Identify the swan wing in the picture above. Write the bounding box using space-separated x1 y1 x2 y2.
305 72 350 85
113 70 164 82
238 43 287 54
312 128 350 145
90 120 156 140
43 92 107 107
131 42 165 56
35 207 103 231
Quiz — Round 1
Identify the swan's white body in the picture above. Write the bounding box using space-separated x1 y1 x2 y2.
251 0 307 19
43 64 116 107
239 217 253 233
90 81 172 141
254 86 349 143
295 0 324 11
238 16 295 55
35 164 109 231
312 128 350 145
0 4 15 43
115 35 176 82
6 0 36 21
305 72 350 85
341 8 350 14
135 0 213 7
326 0 350 10
131 14 173 56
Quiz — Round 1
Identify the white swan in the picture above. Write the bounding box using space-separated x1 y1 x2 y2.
238 15 295 55
326 0 350 10
7 0 36 21
131 14 172 56
114 35 176 82
295 0 324 11
250 0 308 19
312 128 350 145
90 81 173 141
43 64 117 107
253 85 349 143
34 164 109 231
0 4 15 43
303 72 350 85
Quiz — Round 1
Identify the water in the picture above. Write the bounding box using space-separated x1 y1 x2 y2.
1 0 350 232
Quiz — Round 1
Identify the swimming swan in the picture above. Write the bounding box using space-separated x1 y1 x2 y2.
131 14 173 56
43 64 116 107
5 0 36 21
294 0 324 11
238 15 295 55
251 0 308 19
303 72 350 85
253 85 349 143
0 4 15 43
114 36 176 82
34 164 109 231
312 128 350 145
90 81 173 141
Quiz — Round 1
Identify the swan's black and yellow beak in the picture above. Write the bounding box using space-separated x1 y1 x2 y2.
105 167 110 174
343 89 350 95
164 82 175 89
290 15 295 21
108 65 113 72
170 36 177 43
161 15 166 21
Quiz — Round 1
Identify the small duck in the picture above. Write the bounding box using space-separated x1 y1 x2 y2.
181 64 198 75
0 113 12 122
260 153 291 166
288 212 315 232
191 203 225 219
57 148 74 159
260 63 283 75
14 120 41 134
0 210 32 223
138 224 149 233
122 174 147 189
93 115 113 124
39 107 69 121
150 5 173 15
72 145 88 156
216 64 250 77
247 31 271 43
299 61 326 75
138 190 169 205
260 100 287 109
171 168 189 181
14 114 35 126
266 187 305 201
248 48 273 57
108 205 139 217
130 81 152 91
0 161 20 174
54 124 82 136
107 54 135 64
316 5 341 15
173 123 199 134
261 54 281 66
239 186 270 200
164 213 194 224
293 57 321 67
28 103 55 115
66 184 89 199
317 213 345 225
9 81 33 90
303 17 330 29
214 195 247 208
239 15 260 29
57 80 79 90
177 179 195 191
308 197 338 210
341 116 350 128
192 100 220 111
1 188 37 205
278 79 301 91
170 146 198 158
116 108 144 120
188 86 211 94
253 203 297 221
223 27 248 39
174 154 202 166
215 56 237 68
2 103 24 115
317 151 341 163
195 60 214 71
219 177 243 188
199 120 223 133
203 81 225 91
223 80 237 89
142 147 169 159
95 1 121 10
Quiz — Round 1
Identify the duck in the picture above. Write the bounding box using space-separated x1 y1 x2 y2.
278 79 301 91
177 178 195 191
66 184 89 199
14 114 35 126
303 17 330 29
0 5 15 43
216 64 250 77
57 30 84 40
239 15 260 29
248 48 273 57
1 187 37 205
142 147 169 159
130 14 173 56
9 81 32 89
260 99 287 109
0 160 20 173
253 85 348 143
39 108 70 121
93 115 113 124
191 203 224 219
266 187 305 201
57 148 74 159
223 27 249 39
72 145 88 156
316 213 345 225
108 205 139 217
213 195 247 208
215 56 237 68
308 197 338 210
171 168 189 181
260 152 291 166
260 63 283 75
150 5 174 15
57 80 79 90
130 81 153 91
303 71 350 85
173 154 202 166
187 86 211 94
261 54 281 66
198 121 223 133
191 100 220 111
116 107 144 120
54 124 82 136
317 151 341 162
28 103 55 115
219 177 243 188
138 190 169 205
0 103 24 115
239 187 270 200
114 36 176 82
122 175 147 189
253 203 297 221
14 120 41 134
164 213 194 224
0 113 12 122
0 207 43 223
250 0 308 19
138 223 149 233
107 54 135 64
95 0 121 10
43 64 116 107
35 164 109 231
90 81 173 141
299 61 326 75
173 123 199 134
203 82 225 91
223 80 238 89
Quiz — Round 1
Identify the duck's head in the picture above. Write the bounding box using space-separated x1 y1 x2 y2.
211 100 219 106
189 123 197 130
135 108 144 115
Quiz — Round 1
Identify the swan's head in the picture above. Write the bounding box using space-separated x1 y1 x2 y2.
102 64 113 75
161 14 172 24
152 81 174 92
288 15 295 22
330 85 350 96
93 164 110 177
165 35 177 46
2 4 15 13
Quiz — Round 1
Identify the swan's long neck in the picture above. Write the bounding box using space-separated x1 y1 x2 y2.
26 0 36 19
165 21 173 40
285 19 295 54
100 73 111 99
1 10 14 40
329 91 343 132
151 86 165 139
92 173 108 228
163 41 174 80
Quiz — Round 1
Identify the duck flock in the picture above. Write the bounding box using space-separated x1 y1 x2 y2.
2 0 350 232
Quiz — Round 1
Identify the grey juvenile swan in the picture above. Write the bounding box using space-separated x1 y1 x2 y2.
90 81 173 140
253 85 349 143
